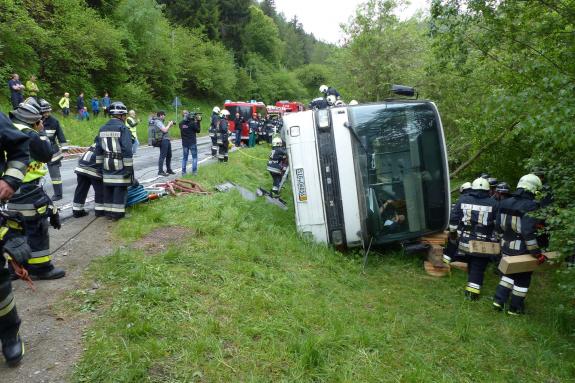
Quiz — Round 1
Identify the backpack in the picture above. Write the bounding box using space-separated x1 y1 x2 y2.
148 118 163 147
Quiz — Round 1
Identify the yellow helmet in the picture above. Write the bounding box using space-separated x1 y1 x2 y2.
517 174 542 193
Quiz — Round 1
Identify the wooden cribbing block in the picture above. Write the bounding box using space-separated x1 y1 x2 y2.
498 252 560 274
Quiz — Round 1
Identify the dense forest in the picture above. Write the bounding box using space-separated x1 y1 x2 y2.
1 0 574 306
0 0 335 106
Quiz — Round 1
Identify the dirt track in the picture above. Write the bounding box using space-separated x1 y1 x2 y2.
0 216 114 383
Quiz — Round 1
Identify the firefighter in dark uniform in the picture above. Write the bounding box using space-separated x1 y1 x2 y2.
267 136 288 197
217 110 230 162
6 98 65 280
72 141 104 218
257 113 265 144
447 178 499 299
39 99 68 201
443 181 472 264
95 101 133 221
248 113 258 148
209 107 220 157
493 182 510 201
0 111 31 366
493 174 545 315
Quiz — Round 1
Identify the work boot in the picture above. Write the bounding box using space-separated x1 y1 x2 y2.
464 290 479 301
2 333 24 367
73 210 88 218
51 195 62 202
166 169 175 175
492 301 504 312
29 267 66 280
158 171 168 176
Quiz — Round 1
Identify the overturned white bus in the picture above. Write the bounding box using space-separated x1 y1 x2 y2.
283 98 450 248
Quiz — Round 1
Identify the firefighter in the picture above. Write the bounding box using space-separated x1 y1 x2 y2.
493 174 545 314
6 98 65 280
459 181 472 195
248 112 258 148
257 113 265 144
72 141 104 218
267 136 288 197
0 111 31 366
95 101 133 221
209 107 220 157
319 84 341 99
487 177 498 197
448 177 499 300
217 110 230 162
443 181 473 264
39 99 68 201
493 182 510 201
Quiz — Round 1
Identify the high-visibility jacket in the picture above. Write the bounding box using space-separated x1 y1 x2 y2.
95 118 133 186
497 190 542 257
75 143 102 180
58 97 70 109
126 116 138 141
26 80 39 97
12 122 51 183
449 190 499 254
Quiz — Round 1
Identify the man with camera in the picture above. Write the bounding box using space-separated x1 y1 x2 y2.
153 111 175 176
179 110 201 175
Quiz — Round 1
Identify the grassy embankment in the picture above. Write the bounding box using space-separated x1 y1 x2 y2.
68 145 574 382
0 98 214 147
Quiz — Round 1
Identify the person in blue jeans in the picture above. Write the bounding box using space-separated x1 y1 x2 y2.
179 110 201 175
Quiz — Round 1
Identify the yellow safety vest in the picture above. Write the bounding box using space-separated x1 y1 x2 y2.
126 117 138 140
13 123 48 183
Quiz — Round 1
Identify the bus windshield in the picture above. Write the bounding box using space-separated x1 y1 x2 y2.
348 102 448 243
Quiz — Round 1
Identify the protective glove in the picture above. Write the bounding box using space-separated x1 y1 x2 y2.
536 254 547 265
50 212 62 230
3 236 31 264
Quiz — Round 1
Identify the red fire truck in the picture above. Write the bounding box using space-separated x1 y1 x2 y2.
223 100 267 141
275 100 305 113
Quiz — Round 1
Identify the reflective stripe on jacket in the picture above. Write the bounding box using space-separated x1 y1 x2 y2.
95 118 133 185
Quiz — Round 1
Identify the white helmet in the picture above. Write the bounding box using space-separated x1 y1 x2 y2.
326 95 337 105
272 136 283 147
212 106 221 114
349 100 359 105
471 177 490 191
517 174 542 193
220 109 230 118
459 182 472 193
319 85 328 94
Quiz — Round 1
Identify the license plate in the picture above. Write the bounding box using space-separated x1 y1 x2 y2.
295 168 307 202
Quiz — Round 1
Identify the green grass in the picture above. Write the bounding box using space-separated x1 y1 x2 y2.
0 98 214 147
70 146 575 382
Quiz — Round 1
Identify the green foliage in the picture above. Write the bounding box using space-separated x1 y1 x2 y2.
243 53 307 103
337 0 431 101
243 6 283 65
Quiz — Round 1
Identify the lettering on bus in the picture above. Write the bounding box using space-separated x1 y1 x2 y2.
295 168 307 202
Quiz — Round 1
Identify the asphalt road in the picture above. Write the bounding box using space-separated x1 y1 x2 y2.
46 136 215 218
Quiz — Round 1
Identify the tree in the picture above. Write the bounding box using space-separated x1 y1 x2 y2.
243 6 283 65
